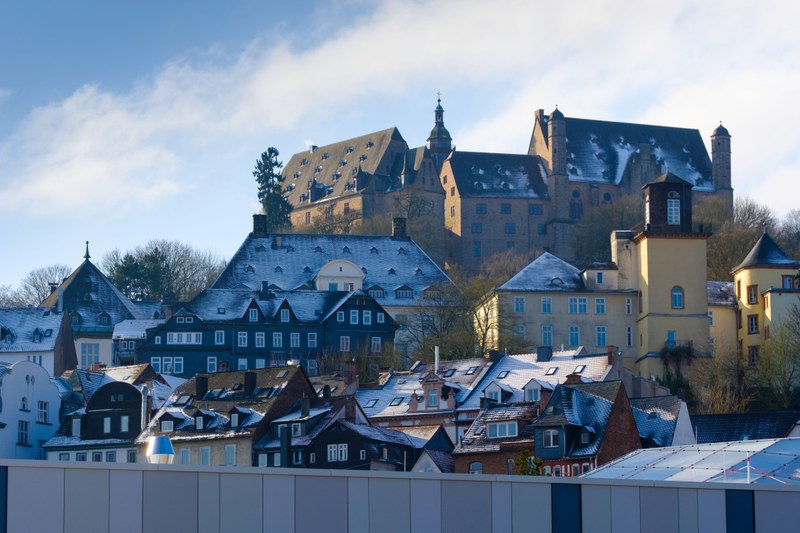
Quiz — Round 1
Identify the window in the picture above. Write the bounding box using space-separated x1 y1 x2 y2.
327 445 337 462
747 314 759 334
748 346 760 366
667 197 680 225
161 419 174 433
572 464 581 477
541 325 553 346
350 310 359 324
747 285 758 305
151 357 161 374
337 311 345 322
396 288 413 298
290 422 302 437
225 445 236 466
328 282 338 291
541 297 552 313
626 298 632 315
207 357 217 373
200 447 211 466
708 311 714 326
17 421 29 446
594 298 606 314
504 223 516 234
59 453 69 461
569 325 580 346
529 204 543 215
327 443 348 462
273 332 283 348
162 357 173 374
671 287 684 309
537 223 547 235
166 332 202 345
340 336 350 352
237 358 248 371
255 332 265 348
545 367 558 376
308 333 317 348
76 452 87 462
471 223 482 234
473 241 481 257
487 422 518 438
450 206 455 217
362 311 372 325
371 337 382 353
281 309 290 322
290 332 300 348
543 429 560 448
568 297 587 314
249 309 258 322
514 297 525 313
195 416 204 430
525 388 540 402
596 326 607 347
476 203 487 214
72 418 81 437
213 331 224 345
105 451 117 463
120 415 129 433
427 389 438 407
80 342 100 368
501 203 511 214
179 448 190 465
127 450 136 463
103 417 111 434
596 272 604 284
238 332 247 347
469 462 483 474
293 450 303 465
389 397 404 406
516 325 526 339
92 452 102 462
627 327 633 347
783 275 795 289
37 400 48 423
450 186 455 196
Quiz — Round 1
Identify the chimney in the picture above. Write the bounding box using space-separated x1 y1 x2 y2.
260 281 270 300
564 373 582 385
536 346 553 363
253 214 268 237
195 375 209 399
345 395 356 421
244 371 257 396
434 346 440 374
279 425 291 468
392 217 408 240
322 385 331 398
488 350 505 363
344 360 358 388
49 282 58 294
57 287 63 314
408 392 418 412
301 396 310 417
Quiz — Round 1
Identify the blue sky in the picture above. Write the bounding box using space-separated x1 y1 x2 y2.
1 0 798 288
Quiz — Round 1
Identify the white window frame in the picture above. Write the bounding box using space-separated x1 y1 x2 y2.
541 325 553 346
569 325 580 346
543 429 560 448
120 415 129 433
594 298 606 314
308 332 317 348
103 417 111 434
200 447 211 466
487 421 518 438
249 309 258 322
541 297 552 314
371 336 382 353
350 310 359 324
215 330 225 345
514 296 525 313
281 309 290 323
238 331 247 347
207 356 217 373
273 332 283 348
238 358 248 371
363 310 372 325
340 336 350 352
337 311 345 322
667 198 680 225
290 332 300 348
225 444 236 466
596 326 607 347
255 332 265 348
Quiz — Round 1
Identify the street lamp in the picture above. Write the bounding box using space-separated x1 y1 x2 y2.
146 435 175 464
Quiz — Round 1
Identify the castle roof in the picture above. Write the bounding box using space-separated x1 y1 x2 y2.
445 151 549 199
733 231 800 272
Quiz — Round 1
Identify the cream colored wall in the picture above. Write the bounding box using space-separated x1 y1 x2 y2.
734 267 796 353
766 291 800 329
708 304 738 358
315 260 365 291
141 437 253 467
75 337 114 368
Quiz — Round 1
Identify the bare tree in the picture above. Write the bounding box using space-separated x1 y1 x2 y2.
17 264 72 306
0 285 26 307
688 348 753 414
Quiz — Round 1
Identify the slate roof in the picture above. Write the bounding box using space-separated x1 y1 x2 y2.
691 412 800 444
446 151 549 199
0 307 64 353
733 231 800 272
534 381 624 458
40 259 146 329
707 281 736 307
339 420 420 448
112 319 164 339
282 127 416 207
454 402 539 454
458 350 611 411
550 115 714 191
630 395 683 448
418 449 455 473
356 358 491 418
499 252 584 292
211 233 454 308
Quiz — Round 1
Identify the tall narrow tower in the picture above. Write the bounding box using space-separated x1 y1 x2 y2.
711 123 733 214
426 96 453 170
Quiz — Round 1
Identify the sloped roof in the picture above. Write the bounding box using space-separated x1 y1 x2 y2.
630 395 683 448
446 151 549 199
112 319 164 339
552 116 713 191
691 412 800 444
733 231 800 272
458 350 610 411
339 420 419 447
498 252 584 292
418 449 455 473
707 281 736 307
454 402 539 454
39 259 146 328
0 307 64 353
212 232 454 308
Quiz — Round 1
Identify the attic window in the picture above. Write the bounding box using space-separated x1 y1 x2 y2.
334 171 341 179
174 395 192 406
389 397 404 407
366 141 374 148
206 388 223 399
415 268 423 276
98 314 111 327
217 307 226 314
549 278 564 286
314 246 323 253
573 365 586 374
347 146 354 153
83 293 92 302
315 165 323 173
255 244 266 252
388 268 396 275
342 246 350 254
300 158 308 166
443 369 456 378
397 247 407 255
33 330 42 343
161 420 174 433
322 152 329 160
487 421 517 439
340 159 348 167
497 371 510 379
364 399 378 408
274 266 283 273
360 154 367 161
545 367 558 376
361 267 367 274
370 247 378 254
244 265 255 273
44 329 52 337
466 366 478 376
286 245 294 252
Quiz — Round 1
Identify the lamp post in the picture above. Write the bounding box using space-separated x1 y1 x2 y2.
145 435 175 464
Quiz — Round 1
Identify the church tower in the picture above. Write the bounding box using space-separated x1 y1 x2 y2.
426 96 452 170
711 124 733 213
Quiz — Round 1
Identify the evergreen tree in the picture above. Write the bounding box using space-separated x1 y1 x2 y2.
253 147 293 232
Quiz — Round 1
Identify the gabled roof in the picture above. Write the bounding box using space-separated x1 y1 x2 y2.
0 307 64 353
39 259 146 327
498 252 584 292
691 412 800 444
212 233 454 308
339 420 420 448
454 402 539 454
707 281 736 307
733 231 800 272
630 395 683 448
445 151 549 199
545 115 713 191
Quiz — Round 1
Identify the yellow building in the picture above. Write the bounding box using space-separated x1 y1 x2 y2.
706 281 738 359
732 232 800 365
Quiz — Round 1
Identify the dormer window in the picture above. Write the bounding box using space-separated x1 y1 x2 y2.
427 389 439 407
580 432 591 445
195 417 204 430
281 309 290 322
596 272 603 284
33 330 42 343
249 309 258 322
524 387 540 402
291 423 302 437
161 420 174 433
545 367 558 376
667 191 680 225
487 421 517 438
543 429 560 448
231 413 239 427
71 417 81 437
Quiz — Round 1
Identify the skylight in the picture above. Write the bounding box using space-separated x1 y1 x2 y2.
466 366 478 375
364 399 378 408
443 369 456 378
497 371 510 379
545 367 558 376
276 370 289 378
574 365 586 374
389 397 404 407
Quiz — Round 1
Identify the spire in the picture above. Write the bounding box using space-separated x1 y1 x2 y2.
427 92 452 168
84 241 91 260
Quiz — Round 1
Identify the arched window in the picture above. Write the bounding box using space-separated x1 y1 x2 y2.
469 461 483 474
671 287 684 309
569 190 584 220
667 191 681 225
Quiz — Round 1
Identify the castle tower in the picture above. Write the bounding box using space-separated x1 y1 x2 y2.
710 123 733 212
426 96 452 170
547 107 567 176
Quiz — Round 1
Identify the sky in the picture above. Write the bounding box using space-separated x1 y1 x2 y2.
1 0 798 288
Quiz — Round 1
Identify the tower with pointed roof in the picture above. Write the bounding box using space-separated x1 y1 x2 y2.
732 231 800 365
426 96 453 170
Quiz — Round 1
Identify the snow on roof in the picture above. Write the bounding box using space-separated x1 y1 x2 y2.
112 319 164 339
273 407 331 423
499 252 584 292
734 231 800 272
445 151 549 199
0 307 64 353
